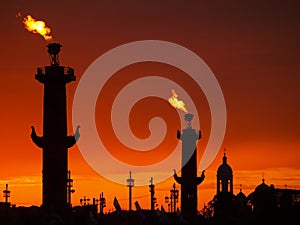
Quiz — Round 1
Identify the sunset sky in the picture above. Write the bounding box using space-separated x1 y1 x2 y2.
0 0 299 211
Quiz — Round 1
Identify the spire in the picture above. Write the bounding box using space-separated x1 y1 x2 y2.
222 148 227 164
262 172 265 183
149 177 153 185
240 184 242 192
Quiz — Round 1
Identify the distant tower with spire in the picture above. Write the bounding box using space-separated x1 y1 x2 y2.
217 150 233 195
214 150 239 224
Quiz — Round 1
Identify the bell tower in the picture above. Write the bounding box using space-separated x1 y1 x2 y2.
217 151 233 195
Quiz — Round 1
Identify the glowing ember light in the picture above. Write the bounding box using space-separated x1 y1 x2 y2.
23 15 52 41
168 89 188 113
16 12 22 18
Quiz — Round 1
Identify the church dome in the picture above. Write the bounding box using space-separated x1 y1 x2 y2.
255 179 270 192
236 190 247 202
217 153 233 180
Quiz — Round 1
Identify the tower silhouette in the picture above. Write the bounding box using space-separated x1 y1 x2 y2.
214 151 237 224
174 113 205 218
31 43 80 210
217 151 233 195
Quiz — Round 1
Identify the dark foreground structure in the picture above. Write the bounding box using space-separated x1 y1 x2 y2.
201 154 300 225
30 43 79 218
1 44 299 225
1 197 299 225
0 204 206 225
174 113 205 220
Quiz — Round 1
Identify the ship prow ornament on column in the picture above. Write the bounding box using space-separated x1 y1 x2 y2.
174 113 205 219
30 43 80 211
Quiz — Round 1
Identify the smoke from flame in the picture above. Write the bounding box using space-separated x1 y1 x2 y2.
22 14 53 41
168 89 188 113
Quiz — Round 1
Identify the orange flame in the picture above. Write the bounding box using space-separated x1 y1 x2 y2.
23 15 52 41
168 89 188 113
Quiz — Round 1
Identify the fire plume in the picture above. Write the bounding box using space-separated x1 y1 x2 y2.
23 15 52 41
168 89 188 113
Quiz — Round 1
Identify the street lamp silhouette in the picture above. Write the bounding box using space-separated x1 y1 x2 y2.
149 177 156 211
126 171 134 211
3 184 10 204
165 183 179 213
80 196 90 206
99 192 106 214
164 196 171 212
170 183 179 213
67 170 75 207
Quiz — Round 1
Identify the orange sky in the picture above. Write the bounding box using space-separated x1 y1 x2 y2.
0 0 299 211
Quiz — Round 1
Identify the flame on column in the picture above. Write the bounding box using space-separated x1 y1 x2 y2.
21 14 53 41
168 89 188 113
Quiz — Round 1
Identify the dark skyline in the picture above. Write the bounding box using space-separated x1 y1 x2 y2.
0 0 299 210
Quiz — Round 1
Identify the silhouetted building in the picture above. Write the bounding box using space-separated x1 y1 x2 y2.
273 187 300 224
174 113 205 219
200 152 252 225
201 153 300 225
247 179 300 225
247 178 277 225
236 186 251 224
217 152 233 195
30 43 80 211
213 153 238 224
